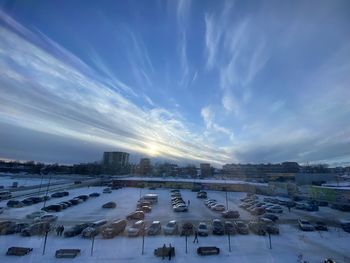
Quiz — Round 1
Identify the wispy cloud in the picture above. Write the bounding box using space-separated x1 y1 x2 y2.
0 11 231 165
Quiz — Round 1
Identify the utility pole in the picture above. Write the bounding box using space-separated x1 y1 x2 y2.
141 232 145 255
42 175 52 209
268 233 272 249
227 233 231 252
185 235 188 253
42 230 49 255
90 235 95 256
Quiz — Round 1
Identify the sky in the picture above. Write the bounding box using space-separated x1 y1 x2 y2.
0 0 350 167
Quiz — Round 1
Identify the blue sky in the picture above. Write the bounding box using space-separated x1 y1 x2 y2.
0 0 349 166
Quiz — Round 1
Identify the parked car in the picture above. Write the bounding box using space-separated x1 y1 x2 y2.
197 191 207 199
261 214 279 222
103 187 112 193
126 211 145 220
21 198 34 206
7 200 24 208
140 205 151 213
41 204 62 212
82 220 107 238
26 211 47 219
148 221 161 235
224 221 236 235
76 195 89 201
234 221 249 234
298 218 315 231
127 220 145 237
340 220 350 233
163 220 178 235
58 202 68 209
102 202 117 208
263 222 279 235
64 223 90 237
51 191 69 198
211 204 226 212
69 199 80 205
21 222 51 236
89 192 100 197
315 221 328 231
197 222 209 236
34 214 58 223
265 206 283 214
249 221 266 235
251 207 266 216
212 219 224 235
181 222 194 236
173 204 188 212
222 210 240 219
101 219 127 238
0 221 17 235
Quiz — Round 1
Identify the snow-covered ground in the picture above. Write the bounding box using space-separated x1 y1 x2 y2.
0 175 67 188
0 224 349 263
0 186 350 262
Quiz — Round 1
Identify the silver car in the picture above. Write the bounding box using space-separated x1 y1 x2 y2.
163 220 178 235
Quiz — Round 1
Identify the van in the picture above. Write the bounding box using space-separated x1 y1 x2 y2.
82 219 108 238
0 191 12 200
101 219 127 238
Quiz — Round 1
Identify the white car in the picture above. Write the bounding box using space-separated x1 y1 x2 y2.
128 220 145 237
163 220 178 235
197 222 209 236
34 214 58 223
173 204 188 212
211 204 226 211
26 211 46 219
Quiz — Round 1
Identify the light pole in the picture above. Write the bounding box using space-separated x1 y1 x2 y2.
42 174 52 209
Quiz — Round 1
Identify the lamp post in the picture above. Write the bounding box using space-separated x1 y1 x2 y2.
42 174 52 209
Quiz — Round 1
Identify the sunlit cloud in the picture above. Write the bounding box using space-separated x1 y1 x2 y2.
0 11 231 165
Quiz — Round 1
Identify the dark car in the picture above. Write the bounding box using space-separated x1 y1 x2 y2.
21 198 34 206
64 223 90 237
315 221 328 231
234 221 249 234
76 195 89 201
341 222 350 233
261 214 279 222
69 199 80 205
89 192 100 197
181 222 194 236
224 221 236 234
248 221 266 235
7 200 24 208
197 191 207 199
41 204 62 212
222 210 240 219
58 202 69 209
212 219 224 235
51 191 69 198
102 202 117 208
0 221 17 235
264 223 279 235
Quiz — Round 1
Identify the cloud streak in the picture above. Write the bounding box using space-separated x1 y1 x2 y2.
0 11 231 165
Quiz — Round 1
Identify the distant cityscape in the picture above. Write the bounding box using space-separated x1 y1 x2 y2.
1 151 350 185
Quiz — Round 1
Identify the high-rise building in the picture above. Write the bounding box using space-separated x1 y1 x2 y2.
102 152 129 174
139 158 151 176
200 163 212 177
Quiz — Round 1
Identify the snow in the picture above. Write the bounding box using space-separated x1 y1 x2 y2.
0 186 350 262
0 175 67 188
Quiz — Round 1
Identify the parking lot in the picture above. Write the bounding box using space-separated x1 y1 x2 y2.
1 185 350 262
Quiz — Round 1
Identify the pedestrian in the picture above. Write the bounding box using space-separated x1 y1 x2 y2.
60 225 64 236
188 200 190 206
56 226 60 236
168 243 172 260
288 206 291 212
162 244 166 260
193 230 198 243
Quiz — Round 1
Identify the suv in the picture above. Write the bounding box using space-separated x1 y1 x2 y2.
7 200 23 208
224 221 236 234
64 223 90 237
248 221 266 235
197 191 207 199
101 219 127 238
212 219 224 235
181 222 194 236
21 222 51 236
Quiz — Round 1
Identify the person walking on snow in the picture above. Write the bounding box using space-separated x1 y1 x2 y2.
193 230 198 243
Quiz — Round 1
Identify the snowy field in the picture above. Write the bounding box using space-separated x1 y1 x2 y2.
0 175 67 188
0 186 350 262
